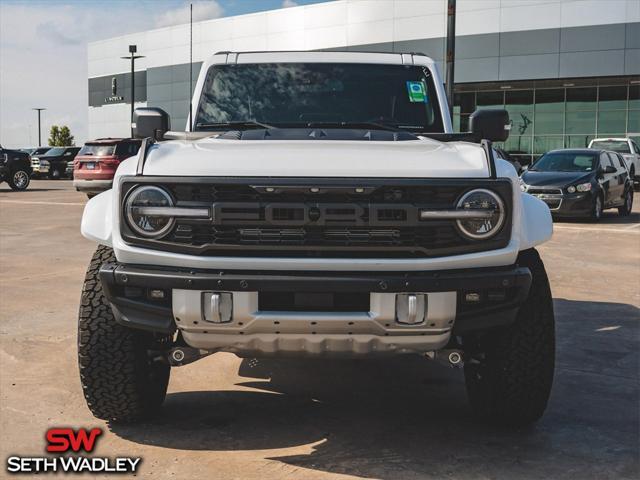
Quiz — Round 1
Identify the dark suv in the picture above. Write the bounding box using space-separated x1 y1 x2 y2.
1 145 32 190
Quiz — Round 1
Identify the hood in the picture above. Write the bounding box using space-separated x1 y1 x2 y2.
141 137 490 178
522 170 593 187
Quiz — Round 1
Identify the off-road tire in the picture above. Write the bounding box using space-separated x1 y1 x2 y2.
78 245 171 423
463 248 555 427
618 188 633 216
8 169 30 190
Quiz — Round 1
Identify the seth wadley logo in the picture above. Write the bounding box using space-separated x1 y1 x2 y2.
6 427 141 474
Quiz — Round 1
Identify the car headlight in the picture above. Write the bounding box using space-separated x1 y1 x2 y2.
455 189 506 240
567 185 576 193
125 185 175 239
576 182 592 192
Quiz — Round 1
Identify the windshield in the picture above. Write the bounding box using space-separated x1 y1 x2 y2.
44 147 65 156
79 144 115 156
194 63 444 132
34 148 50 155
531 152 597 172
590 140 630 153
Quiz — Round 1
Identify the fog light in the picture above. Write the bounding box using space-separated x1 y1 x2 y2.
203 292 233 323
396 294 427 325
465 292 481 303
149 289 166 300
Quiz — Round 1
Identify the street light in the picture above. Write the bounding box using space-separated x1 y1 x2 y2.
32 108 46 146
120 45 144 137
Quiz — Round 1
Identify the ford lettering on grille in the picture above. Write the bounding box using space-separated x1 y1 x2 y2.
212 202 419 226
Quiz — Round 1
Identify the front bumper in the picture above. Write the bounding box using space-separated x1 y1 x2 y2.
99 263 532 356
529 190 594 217
550 192 595 217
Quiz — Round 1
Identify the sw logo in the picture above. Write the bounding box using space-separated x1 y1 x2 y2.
46 427 102 453
5 427 141 474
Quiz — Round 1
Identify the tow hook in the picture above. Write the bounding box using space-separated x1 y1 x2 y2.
426 349 465 368
168 347 211 366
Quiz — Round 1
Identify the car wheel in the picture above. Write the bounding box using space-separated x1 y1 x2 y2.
78 245 172 423
463 249 555 427
618 189 633 216
8 169 30 191
590 194 603 222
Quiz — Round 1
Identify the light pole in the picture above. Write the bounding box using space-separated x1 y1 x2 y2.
32 108 46 146
121 45 144 137
445 0 456 117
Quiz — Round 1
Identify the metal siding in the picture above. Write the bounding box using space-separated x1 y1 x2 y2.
500 28 560 56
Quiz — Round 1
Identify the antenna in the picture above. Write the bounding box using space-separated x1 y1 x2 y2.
189 3 193 132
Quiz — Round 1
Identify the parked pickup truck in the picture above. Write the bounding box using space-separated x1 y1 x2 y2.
589 137 640 189
79 51 554 427
1 145 32 190
32 146 80 179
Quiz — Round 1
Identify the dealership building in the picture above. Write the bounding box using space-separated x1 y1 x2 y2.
88 0 640 162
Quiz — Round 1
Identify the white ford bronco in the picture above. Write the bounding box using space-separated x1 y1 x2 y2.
79 51 555 426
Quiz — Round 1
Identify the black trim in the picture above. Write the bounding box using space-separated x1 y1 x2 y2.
481 139 497 179
99 262 531 333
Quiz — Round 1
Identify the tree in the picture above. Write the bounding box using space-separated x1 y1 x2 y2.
48 125 75 146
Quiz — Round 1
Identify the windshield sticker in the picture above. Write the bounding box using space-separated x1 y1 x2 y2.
406 81 427 103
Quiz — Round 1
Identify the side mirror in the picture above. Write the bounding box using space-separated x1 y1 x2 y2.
469 109 511 142
603 165 617 174
132 107 170 140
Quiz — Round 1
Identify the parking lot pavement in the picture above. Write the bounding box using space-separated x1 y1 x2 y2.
1 180 639 479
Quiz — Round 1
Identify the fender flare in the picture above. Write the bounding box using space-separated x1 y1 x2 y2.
519 193 553 250
81 190 113 247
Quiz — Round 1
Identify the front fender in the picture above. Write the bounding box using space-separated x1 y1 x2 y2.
519 193 553 250
81 190 113 247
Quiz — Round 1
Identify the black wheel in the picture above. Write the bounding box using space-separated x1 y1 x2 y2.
78 245 171 423
8 169 30 190
590 194 603 222
463 249 555 427
618 188 633 216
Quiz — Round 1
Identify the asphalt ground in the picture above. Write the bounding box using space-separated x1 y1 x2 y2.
1 180 638 479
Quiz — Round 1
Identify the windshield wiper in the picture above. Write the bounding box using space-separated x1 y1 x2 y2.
195 120 275 131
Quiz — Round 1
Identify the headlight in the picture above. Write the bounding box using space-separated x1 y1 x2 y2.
455 189 506 240
125 185 175 239
567 185 576 193
576 182 592 192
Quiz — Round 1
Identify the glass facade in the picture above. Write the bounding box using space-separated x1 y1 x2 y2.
453 78 640 165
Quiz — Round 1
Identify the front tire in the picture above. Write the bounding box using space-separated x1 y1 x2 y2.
618 188 633 216
78 245 171 423
8 169 30 190
463 249 555 427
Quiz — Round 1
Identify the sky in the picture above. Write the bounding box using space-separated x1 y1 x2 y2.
0 0 329 148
